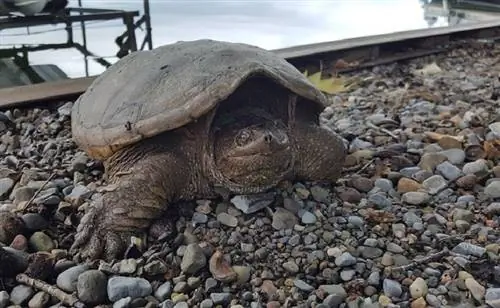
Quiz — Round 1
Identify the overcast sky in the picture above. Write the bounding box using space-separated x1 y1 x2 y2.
2 0 449 77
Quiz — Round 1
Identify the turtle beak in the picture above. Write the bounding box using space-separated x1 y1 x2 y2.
228 130 289 157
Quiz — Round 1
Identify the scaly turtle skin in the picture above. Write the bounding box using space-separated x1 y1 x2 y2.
69 39 347 261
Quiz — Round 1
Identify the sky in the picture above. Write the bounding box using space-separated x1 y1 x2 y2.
1 0 453 77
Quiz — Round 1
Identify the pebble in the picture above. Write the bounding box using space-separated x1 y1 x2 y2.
28 291 50 308
56 265 89 292
28 231 55 252
10 285 34 305
422 175 447 195
155 281 173 301
77 270 108 304
271 208 297 230
485 181 500 198
21 213 48 231
383 279 402 298
335 252 357 267
283 261 299 274
465 277 485 302
107 276 152 302
436 161 462 181
200 299 214 308
180 243 207 274
409 277 428 299
210 293 231 305
300 210 317 224
230 193 274 214
294 279 315 292
402 191 430 205
113 297 132 308
463 159 488 174
452 242 486 257
216 213 238 227
0 291 8 308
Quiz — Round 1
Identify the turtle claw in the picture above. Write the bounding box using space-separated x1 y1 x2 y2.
70 199 138 262
71 222 133 262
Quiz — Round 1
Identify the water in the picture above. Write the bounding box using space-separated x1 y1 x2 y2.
0 0 481 78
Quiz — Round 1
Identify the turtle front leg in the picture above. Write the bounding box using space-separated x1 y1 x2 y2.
70 148 186 261
293 122 347 183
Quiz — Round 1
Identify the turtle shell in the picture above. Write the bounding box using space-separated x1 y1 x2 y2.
71 39 328 160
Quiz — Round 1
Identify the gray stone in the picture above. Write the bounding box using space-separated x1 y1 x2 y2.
107 276 152 302
283 261 299 274
113 297 132 308
294 279 314 292
436 161 462 181
335 252 357 267
300 210 317 224
347 216 364 228
0 291 9 308
230 193 275 214
0 178 14 197
402 191 430 205
216 213 238 227
209 293 231 305
200 299 214 308
452 242 486 257
180 243 207 274
271 208 297 230
310 185 330 203
155 281 172 301
192 212 208 224
340 269 355 281
28 291 50 308
56 264 89 292
422 175 447 195
10 285 34 305
386 243 404 254
486 202 500 215
368 193 392 208
438 149 465 165
462 159 488 175
77 270 108 305
383 279 402 298
367 272 380 286
485 181 500 198
374 178 393 192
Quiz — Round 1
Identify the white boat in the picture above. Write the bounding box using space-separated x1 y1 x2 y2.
0 0 67 16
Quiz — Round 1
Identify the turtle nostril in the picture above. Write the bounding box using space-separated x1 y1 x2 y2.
264 134 273 144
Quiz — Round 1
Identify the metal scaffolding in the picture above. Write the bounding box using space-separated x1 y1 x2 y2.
0 0 153 80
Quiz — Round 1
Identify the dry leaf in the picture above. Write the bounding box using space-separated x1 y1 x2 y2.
303 70 359 94
424 132 464 143
413 62 442 76
364 208 396 223
484 140 500 159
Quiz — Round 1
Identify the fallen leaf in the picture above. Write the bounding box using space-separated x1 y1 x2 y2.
363 208 396 223
424 132 464 143
303 70 359 94
484 140 500 159
413 62 443 76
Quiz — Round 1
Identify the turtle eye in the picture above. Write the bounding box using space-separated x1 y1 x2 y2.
236 129 251 146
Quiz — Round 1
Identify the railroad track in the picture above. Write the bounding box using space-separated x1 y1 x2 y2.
3 19 500 110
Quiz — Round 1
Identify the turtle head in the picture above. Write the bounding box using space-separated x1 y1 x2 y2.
212 117 294 193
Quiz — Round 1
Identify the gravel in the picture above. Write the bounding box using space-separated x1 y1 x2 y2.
1 39 500 307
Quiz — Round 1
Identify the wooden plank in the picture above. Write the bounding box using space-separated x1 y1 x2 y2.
0 76 96 109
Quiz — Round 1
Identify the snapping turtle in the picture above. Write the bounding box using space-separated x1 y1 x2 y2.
70 39 347 261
